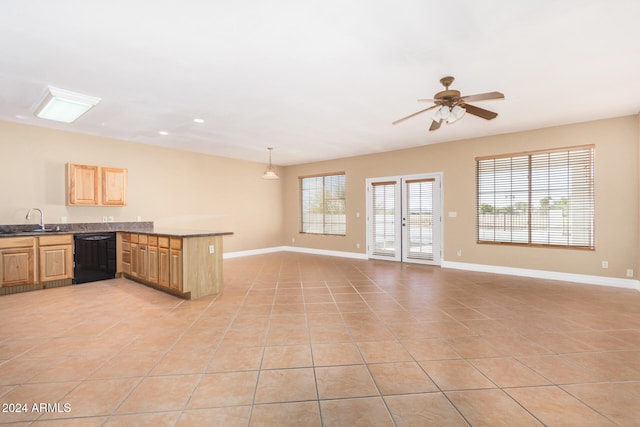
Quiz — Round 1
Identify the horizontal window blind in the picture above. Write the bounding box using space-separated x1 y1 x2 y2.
301 173 346 235
371 181 397 256
476 146 594 249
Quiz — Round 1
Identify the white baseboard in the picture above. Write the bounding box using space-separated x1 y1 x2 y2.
224 248 639 291
223 246 288 259
442 260 640 290
224 246 368 260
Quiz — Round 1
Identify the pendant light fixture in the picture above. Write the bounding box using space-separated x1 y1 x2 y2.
262 147 279 180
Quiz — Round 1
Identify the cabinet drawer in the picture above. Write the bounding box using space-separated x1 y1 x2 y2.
158 237 169 248
138 234 148 244
148 235 158 246
130 234 139 243
39 234 73 246
121 233 131 242
170 238 182 250
0 237 35 249
121 242 131 252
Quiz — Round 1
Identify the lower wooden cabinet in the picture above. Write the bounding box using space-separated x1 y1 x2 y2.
0 243 35 287
0 235 72 289
38 235 73 282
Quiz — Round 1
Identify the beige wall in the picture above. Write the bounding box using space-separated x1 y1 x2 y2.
283 115 639 280
2 115 638 280
0 121 284 253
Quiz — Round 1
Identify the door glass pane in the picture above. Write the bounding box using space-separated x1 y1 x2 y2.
371 182 397 257
406 179 434 260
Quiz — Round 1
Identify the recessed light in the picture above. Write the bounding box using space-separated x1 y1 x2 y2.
158 131 169 136
193 118 204 123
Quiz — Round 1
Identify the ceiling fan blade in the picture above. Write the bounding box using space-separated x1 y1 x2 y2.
392 104 439 125
460 91 504 102
462 103 498 120
417 98 435 102
429 120 442 131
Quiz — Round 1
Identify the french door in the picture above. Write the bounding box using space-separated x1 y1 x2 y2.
366 173 442 265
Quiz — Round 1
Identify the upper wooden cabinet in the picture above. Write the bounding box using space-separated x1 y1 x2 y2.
67 163 127 206
102 167 128 206
67 163 99 205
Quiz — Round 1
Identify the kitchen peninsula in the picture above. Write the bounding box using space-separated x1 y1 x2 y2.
0 222 233 299
118 228 233 299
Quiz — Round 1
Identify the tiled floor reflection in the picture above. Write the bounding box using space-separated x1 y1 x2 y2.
1 251 640 426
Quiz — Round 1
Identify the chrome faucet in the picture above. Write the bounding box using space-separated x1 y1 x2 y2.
26 208 45 231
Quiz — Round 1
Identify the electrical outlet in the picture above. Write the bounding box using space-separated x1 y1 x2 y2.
292 237 295 243
107 216 114 222
457 249 462 257
102 216 108 223
601 261 608 269
60 216 67 224
627 269 634 278
356 243 360 249
209 245 215 254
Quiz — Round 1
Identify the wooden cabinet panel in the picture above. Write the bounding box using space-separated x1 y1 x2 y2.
1 248 35 287
130 242 138 276
158 247 169 288
1 237 36 287
39 245 73 282
148 244 158 284
102 167 127 206
39 234 73 246
169 248 182 291
137 243 148 280
38 235 73 282
67 163 99 205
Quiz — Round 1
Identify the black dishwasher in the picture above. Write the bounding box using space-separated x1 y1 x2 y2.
74 233 116 284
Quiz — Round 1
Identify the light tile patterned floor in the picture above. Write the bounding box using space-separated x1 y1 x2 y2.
1 251 640 426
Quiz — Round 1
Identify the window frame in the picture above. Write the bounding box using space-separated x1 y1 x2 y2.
299 172 346 236
476 145 595 250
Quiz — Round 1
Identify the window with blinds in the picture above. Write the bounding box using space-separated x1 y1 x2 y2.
476 145 594 249
300 172 346 235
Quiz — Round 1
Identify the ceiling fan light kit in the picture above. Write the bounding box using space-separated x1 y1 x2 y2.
392 76 503 131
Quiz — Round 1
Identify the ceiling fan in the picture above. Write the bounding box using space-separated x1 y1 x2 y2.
392 76 504 131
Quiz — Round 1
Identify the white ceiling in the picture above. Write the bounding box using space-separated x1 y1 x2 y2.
1 1 639 166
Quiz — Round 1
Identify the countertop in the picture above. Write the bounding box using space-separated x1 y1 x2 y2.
0 222 233 239
125 228 234 238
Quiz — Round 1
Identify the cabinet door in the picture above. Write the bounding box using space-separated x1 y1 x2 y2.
1 248 35 287
130 242 138 276
148 244 158 284
67 163 99 205
137 244 148 280
102 167 128 206
158 247 170 288
39 245 73 282
169 249 182 291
